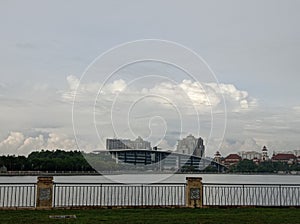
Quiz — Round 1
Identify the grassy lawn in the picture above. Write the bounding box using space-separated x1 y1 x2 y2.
0 208 299 224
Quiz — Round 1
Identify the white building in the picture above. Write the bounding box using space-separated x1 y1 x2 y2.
238 151 262 160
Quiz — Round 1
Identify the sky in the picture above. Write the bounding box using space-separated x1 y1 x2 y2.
0 0 300 157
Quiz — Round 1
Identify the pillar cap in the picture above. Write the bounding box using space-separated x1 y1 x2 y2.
38 176 53 181
186 177 202 181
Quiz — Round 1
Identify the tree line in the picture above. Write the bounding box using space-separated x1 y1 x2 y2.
0 150 94 171
229 159 300 173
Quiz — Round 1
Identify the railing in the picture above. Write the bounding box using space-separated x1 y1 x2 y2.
0 183 36 208
53 183 186 207
203 183 300 207
0 178 299 209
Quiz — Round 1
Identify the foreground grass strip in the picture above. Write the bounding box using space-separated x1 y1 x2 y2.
0 208 299 224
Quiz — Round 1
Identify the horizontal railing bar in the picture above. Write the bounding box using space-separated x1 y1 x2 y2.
53 182 300 187
53 182 186 185
0 183 36 185
203 183 300 186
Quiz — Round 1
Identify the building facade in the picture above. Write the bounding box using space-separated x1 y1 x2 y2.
223 154 242 167
106 136 151 150
238 151 262 160
176 134 205 157
271 153 297 164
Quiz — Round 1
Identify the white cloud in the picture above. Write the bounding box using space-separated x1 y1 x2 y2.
46 133 76 150
18 134 45 155
0 132 25 154
0 131 77 155
62 76 257 113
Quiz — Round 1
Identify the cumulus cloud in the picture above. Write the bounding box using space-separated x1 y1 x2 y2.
0 131 77 155
62 75 257 113
0 132 25 153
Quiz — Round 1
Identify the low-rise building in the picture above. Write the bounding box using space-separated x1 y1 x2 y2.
223 154 242 167
238 146 269 162
238 151 262 160
271 153 297 164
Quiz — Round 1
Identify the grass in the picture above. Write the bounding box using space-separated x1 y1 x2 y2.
0 208 299 224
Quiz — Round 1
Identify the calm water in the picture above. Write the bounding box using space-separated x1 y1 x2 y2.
0 174 299 184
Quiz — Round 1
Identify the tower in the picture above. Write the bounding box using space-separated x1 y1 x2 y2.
214 151 221 164
262 146 269 161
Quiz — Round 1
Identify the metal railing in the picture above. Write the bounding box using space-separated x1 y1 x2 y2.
0 183 36 208
53 183 186 207
0 179 299 209
203 183 300 207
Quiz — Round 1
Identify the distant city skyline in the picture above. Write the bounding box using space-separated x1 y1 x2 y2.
1 1 300 156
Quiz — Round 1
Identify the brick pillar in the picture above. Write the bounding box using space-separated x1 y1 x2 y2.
36 176 53 209
186 177 203 208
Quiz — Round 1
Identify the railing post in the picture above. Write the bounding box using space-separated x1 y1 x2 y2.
185 177 203 208
36 176 53 209
242 184 245 206
279 185 282 206
141 185 144 207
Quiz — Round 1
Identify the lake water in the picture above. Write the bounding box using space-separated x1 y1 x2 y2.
0 174 299 184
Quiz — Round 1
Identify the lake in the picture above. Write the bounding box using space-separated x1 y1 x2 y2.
0 173 299 184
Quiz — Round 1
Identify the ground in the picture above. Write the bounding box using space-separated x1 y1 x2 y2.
0 208 299 224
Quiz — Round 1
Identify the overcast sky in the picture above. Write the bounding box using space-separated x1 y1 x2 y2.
1 0 300 157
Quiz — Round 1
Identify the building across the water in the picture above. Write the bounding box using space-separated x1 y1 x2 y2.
176 134 205 157
106 136 151 150
237 146 270 162
238 151 262 160
93 135 226 172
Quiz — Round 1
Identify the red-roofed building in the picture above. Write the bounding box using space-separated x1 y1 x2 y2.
223 154 242 167
272 153 297 164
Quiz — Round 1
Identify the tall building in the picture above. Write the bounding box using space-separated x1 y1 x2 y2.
106 136 151 150
176 134 205 157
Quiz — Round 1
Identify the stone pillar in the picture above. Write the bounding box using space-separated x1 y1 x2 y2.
36 176 53 209
186 177 203 208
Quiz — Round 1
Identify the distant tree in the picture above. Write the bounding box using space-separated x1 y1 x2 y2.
233 159 257 172
204 165 218 173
